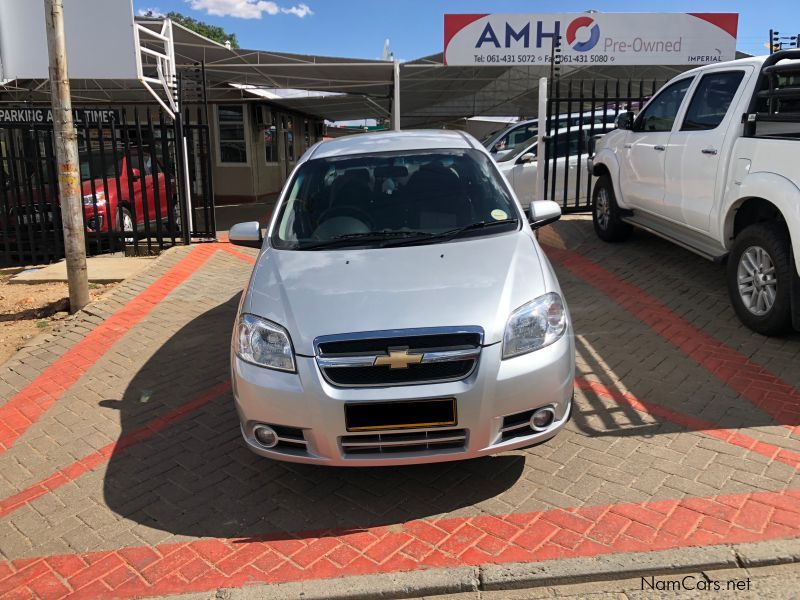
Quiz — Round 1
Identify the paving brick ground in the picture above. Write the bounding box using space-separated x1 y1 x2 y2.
0 218 798 598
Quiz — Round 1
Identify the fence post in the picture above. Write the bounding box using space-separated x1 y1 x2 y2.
535 77 548 203
44 0 89 313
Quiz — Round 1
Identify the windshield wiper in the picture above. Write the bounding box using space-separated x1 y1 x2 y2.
382 219 519 247
298 230 432 250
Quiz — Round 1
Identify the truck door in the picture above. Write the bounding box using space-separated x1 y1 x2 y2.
663 69 749 231
619 78 693 214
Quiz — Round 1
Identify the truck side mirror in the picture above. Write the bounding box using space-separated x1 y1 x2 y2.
616 112 635 131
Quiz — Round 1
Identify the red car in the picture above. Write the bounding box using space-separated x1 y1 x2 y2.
1 149 179 244
80 150 179 236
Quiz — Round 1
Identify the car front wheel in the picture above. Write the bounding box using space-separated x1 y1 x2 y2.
727 222 794 335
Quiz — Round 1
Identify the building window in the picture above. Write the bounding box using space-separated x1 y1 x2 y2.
265 111 278 164
217 104 247 163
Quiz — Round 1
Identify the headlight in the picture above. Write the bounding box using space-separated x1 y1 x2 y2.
502 292 567 359
235 314 295 372
82 191 106 205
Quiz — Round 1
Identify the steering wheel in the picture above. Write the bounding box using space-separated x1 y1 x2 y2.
317 205 373 231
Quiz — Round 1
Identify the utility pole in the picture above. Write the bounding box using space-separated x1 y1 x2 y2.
44 0 89 313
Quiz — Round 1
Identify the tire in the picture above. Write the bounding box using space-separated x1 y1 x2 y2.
117 207 135 244
592 175 632 242
726 222 794 336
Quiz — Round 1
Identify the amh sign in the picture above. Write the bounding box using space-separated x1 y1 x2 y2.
444 13 738 66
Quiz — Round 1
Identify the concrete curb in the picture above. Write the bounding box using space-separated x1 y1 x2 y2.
205 538 800 600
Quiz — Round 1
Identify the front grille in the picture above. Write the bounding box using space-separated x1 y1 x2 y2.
315 328 483 387
341 428 467 456
327 360 474 386
318 332 481 355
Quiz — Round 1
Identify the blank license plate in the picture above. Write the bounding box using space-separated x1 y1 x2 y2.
345 398 457 432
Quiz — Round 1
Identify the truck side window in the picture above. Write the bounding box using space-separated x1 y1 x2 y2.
681 71 745 131
633 78 693 133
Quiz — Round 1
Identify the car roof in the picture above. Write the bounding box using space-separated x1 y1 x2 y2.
309 129 476 160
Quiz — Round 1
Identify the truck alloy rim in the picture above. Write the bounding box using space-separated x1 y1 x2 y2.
595 188 610 230
737 245 777 316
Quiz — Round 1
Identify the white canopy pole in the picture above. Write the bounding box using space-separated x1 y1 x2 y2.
535 77 547 202
392 60 400 131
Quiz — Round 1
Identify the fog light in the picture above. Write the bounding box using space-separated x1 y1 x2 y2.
253 424 279 448
530 407 556 432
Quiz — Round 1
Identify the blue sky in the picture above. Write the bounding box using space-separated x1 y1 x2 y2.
134 0 791 59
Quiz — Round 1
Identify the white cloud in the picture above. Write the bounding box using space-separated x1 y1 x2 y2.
186 0 313 19
281 3 313 18
137 7 165 17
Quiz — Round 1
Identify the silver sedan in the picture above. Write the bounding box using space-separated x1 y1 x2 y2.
229 130 575 466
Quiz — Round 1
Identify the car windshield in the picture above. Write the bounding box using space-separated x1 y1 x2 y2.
272 149 520 250
78 151 123 180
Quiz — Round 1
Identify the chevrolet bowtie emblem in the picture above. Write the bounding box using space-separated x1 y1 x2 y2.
374 348 423 369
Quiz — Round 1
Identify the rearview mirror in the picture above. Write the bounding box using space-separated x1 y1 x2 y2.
527 200 561 229
130 168 141 181
518 152 536 164
615 111 635 131
229 221 263 249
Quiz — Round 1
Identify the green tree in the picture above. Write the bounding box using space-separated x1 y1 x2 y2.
140 10 240 49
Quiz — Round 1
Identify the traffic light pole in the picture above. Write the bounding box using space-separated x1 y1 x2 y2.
44 0 89 313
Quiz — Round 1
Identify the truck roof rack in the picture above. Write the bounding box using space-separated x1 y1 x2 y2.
744 49 800 137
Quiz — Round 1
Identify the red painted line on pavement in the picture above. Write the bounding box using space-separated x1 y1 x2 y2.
0 381 231 520
0 245 217 455
1 488 798 599
575 377 800 470
546 245 800 435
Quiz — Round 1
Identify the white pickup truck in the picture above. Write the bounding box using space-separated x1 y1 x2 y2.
591 50 800 335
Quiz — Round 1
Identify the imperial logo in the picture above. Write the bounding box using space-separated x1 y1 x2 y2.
566 16 600 52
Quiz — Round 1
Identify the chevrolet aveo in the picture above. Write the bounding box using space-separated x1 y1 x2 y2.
229 130 575 466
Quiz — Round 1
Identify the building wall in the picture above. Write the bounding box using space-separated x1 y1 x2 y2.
209 102 323 208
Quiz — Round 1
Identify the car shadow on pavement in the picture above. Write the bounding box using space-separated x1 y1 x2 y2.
102 295 525 540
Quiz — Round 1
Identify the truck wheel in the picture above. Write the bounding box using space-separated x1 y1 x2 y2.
727 222 793 336
592 175 632 242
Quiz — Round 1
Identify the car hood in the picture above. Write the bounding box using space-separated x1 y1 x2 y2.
243 231 553 355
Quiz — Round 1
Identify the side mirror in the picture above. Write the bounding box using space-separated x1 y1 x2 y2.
229 221 263 249
615 111 635 131
518 152 536 164
528 200 561 229
130 168 141 181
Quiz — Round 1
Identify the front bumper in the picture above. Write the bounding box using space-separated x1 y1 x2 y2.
232 332 575 466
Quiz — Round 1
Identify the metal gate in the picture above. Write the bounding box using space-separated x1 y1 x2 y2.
542 79 662 212
0 103 214 265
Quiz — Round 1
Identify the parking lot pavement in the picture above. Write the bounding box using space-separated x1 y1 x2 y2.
0 216 799 598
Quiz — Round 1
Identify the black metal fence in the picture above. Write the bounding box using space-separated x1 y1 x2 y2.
542 79 662 212
0 103 214 265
